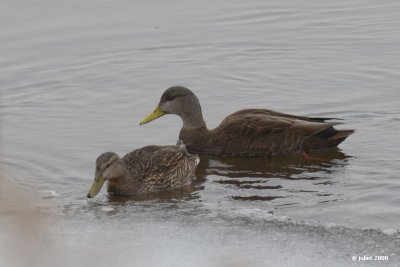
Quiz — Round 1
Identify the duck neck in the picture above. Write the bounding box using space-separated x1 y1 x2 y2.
180 101 206 129
107 164 138 194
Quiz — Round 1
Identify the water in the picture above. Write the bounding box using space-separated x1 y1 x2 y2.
1 0 400 266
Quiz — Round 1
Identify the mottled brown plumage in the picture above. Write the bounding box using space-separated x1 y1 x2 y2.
87 141 199 198
140 86 354 157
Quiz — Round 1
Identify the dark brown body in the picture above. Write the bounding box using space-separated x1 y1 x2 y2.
179 109 354 157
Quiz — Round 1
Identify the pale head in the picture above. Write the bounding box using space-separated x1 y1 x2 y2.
87 152 124 198
140 86 205 128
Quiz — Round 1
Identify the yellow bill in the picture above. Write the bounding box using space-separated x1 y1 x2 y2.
140 105 165 125
87 174 106 198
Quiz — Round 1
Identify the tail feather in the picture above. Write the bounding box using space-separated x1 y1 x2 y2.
329 129 355 141
304 128 354 152
327 129 355 148
308 117 344 122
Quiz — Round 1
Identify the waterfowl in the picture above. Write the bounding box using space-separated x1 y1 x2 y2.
140 86 354 157
87 141 199 198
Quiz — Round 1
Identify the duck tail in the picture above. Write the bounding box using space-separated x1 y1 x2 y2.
328 129 355 146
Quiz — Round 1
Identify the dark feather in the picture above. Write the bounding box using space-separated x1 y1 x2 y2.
115 144 199 193
180 109 354 156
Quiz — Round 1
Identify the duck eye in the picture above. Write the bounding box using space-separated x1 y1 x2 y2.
103 162 112 170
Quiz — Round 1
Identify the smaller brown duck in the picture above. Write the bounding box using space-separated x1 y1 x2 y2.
87 141 199 198
140 86 354 157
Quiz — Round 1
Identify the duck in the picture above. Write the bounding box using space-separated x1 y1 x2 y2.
87 141 199 198
140 86 354 157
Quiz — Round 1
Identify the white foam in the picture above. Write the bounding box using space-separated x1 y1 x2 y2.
382 228 398 236
100 206 114 212
39 190 60 199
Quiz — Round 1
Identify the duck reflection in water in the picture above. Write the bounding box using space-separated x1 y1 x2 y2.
192 148 351 203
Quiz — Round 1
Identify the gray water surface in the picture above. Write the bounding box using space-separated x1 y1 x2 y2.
1 0 400 266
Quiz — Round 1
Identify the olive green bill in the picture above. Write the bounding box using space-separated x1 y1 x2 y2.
140 105 165 125
87 172 106 198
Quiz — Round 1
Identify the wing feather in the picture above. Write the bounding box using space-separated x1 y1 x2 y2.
211 110 335 156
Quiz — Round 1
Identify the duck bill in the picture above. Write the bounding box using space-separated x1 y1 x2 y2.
140 105 165 125
87 173 106 198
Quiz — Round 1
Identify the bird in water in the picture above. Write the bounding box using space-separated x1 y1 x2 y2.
87 141 199 198
140 86 354 157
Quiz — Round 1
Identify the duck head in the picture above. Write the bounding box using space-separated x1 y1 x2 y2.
140 86 205 128
87 152 125 198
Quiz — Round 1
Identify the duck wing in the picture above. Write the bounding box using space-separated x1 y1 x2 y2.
122 145 191 181
228 109 342 122
212 110 347 156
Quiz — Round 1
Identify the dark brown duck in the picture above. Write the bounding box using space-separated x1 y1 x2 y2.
140 86 354 157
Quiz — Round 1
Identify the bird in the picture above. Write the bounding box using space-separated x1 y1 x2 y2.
87 141 199 198
140 86 354 157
